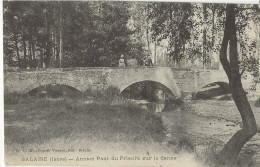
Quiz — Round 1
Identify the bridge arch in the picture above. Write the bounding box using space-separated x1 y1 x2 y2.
120 80 176 101
195 81 231 99
21 79 83 95
196 70 229 90
201 82 230 92
27 83 82 97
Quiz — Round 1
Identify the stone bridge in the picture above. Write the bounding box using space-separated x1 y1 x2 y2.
4 67 229 99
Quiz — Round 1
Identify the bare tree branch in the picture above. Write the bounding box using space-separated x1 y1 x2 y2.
240 67 246 76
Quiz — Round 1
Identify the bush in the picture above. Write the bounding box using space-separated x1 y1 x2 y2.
4 92 45 105
102 86 120 102
5 86 121 105
117 99 165 141
177 137 195 153
83 88 103 99
4 92 21 105
83 86 120 103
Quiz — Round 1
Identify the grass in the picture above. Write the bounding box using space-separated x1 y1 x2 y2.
4 87 165 145
194 144 220 167
4 92 24 105
7 86 259 166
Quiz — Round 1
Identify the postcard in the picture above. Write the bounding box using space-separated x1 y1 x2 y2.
3 0 260 166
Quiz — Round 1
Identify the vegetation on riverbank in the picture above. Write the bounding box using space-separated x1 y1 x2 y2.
4 87 165 145
5 86 260 166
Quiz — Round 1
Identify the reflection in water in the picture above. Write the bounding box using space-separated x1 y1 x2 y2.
134 99 180 113
121 81 174 102
134 99 188 137
138 100 182 114
131 100 167 113
143 101 195 153
146 102 166 113
143 101 194 146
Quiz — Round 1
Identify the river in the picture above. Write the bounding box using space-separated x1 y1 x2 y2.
136 99 260 165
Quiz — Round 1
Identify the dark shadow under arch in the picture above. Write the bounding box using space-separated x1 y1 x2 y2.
27 83 82 98
121 80 176 102
202 82 231 93
195 82 231 100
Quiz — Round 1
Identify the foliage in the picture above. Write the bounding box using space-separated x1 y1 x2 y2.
236 4 260 79
62 2 132 67
3 1 259 74
148 2 193 62
3 1 145 68
83 86 120 103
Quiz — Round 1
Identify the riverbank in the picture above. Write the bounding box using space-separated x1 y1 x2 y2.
5 90 260 166
160 99 260 167
4 96 205 166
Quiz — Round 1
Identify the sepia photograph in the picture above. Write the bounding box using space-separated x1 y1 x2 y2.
2 0 260 166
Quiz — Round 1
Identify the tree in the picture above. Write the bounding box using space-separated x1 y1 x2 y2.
3 1 144 68
3 1 24 68
127 2 152 61
148 2 193 66
59 1 133 67
216 4 258 166
236 4 260 85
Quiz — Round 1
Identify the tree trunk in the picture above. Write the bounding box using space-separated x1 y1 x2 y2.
55 28 59 65
146 26 150 51
154 38 157 66
217 4 258 166
202 3 207 69
14 32 20 68
31 26 37 68
29 39 32 68
183 44 186 68
211 4 215 49
31 39 36 68
145 3 150 50
59 3 63 68
256 24 260 81
22 27 27 68
40 50 44 68
52 31 55 64
45 6 51 68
